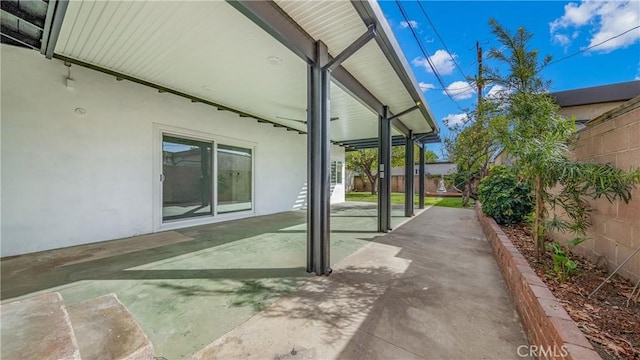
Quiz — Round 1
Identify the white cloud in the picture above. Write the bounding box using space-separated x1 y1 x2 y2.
486 84 507 99
553 34 571 47
550 0 640 53
550 1 601 32
418 82 436 92
442 113 469 128
400 20 419 29
443 81 475 100
412 50 458 75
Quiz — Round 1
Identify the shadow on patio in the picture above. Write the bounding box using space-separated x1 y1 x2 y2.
1 202 410 359
191 206 531 360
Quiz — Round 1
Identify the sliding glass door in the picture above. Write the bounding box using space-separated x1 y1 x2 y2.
162 135 212 221
217 145 252 213
161 134 253 222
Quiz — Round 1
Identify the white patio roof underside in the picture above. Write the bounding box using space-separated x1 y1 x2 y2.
54 0 437 143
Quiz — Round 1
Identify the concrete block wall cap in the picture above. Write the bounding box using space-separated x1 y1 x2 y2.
549 317 594 350
564 343 603 360
475 206 603 360
529 284 557 301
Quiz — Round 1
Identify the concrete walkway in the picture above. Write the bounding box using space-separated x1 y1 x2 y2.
191 206 529 359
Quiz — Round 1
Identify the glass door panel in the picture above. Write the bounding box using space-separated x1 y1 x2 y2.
217 145 252 213
162 135 212 221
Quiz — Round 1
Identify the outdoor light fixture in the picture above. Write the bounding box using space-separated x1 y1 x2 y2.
267 56 283 66
64 62 74 89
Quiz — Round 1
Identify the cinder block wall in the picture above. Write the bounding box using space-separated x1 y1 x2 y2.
352 175 440 193
554 101 640 283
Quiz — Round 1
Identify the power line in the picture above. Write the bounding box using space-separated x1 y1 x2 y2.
544 25 640 69
415 1 469 80
395 0 464 110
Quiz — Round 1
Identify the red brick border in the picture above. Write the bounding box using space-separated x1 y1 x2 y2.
475 203 601 360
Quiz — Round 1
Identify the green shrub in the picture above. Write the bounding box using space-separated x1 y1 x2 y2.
478 165 533 225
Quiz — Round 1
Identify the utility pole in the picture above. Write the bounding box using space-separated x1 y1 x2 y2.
476 41 489 187
476 41 483 106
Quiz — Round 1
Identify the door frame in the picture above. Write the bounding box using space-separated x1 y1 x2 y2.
152 123 256 232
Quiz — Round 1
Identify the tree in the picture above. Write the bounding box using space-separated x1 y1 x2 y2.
446 101 503 206
346 145 438 195
424 149 439 163
486 19 640 261
392 146 438 166
346 149 379 195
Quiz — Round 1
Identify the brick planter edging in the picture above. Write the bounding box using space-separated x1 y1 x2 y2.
475 203 602 360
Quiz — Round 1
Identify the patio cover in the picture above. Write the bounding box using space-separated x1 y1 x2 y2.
1 0 439 146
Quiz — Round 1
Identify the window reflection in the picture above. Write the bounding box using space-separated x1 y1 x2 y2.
162 136 212 221
217 145 252 213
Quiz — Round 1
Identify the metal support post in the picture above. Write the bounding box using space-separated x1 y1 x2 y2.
43 0 69 59
306 25 378 275
307 41 331 276
305 22 378 275
378 106 391 232
404 131 415 217
419 145 425 209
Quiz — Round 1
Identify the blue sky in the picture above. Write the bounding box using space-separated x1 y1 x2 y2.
379 0 640 157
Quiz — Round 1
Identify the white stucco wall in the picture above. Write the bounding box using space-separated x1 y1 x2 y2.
1 45 344 256
330 146 346 204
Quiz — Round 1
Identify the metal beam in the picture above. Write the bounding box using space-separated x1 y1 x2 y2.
228 0 412 137
44 0 68 59
0 32 39 50
40 0 56 54
307 41 332 276
414 133 441 143
226 0 314 62
337 133 439 150
378 106 391 232
324 24 376 72
388 104 419 121
419 146 425 209
404 131 415 217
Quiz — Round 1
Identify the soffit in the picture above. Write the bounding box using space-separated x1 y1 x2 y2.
276 0 433 134
54 0 404 142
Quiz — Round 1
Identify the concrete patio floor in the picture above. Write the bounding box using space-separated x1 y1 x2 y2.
1 202 415 359
191 206 530 360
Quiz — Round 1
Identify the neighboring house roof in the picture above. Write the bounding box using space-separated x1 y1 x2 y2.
551 80 640 107
587 95 640 126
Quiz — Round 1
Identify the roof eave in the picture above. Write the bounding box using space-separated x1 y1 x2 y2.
350 0 439 134
551 80 640 107
228 0 437 139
